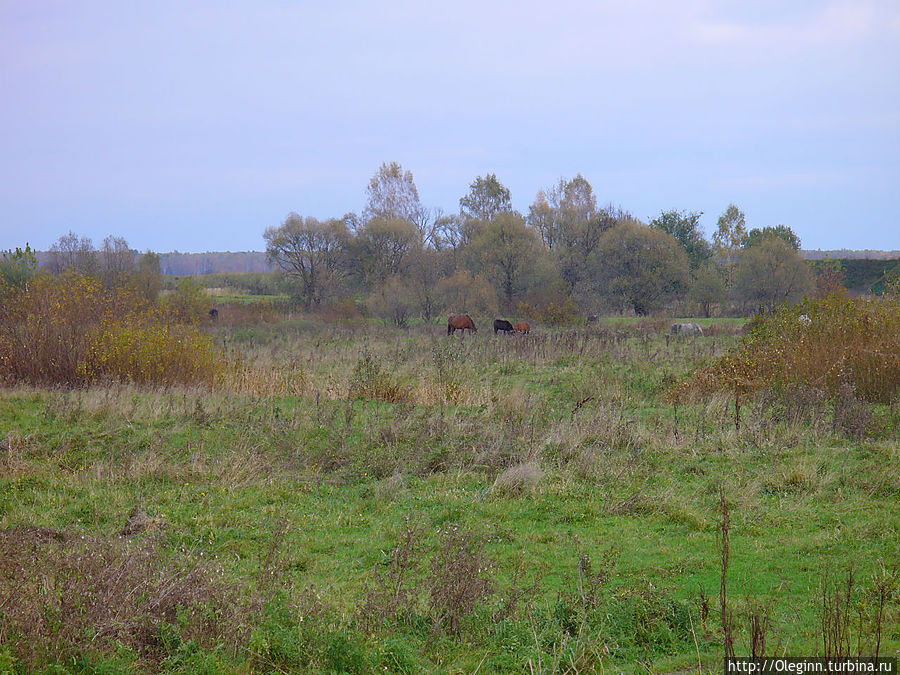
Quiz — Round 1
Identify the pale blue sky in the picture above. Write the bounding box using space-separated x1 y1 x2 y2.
2 1 898 252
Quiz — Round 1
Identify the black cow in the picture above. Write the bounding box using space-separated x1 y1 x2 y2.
209 308 219 322
493 319 514 335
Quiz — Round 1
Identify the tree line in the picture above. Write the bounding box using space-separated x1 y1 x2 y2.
3 161 849 322
264 161 820 323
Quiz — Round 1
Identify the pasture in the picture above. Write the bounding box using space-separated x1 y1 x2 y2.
1 312 898 673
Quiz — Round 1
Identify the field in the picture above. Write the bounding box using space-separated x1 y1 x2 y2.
1 311 898 673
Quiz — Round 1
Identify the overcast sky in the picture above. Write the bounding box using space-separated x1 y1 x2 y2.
2 1 898 253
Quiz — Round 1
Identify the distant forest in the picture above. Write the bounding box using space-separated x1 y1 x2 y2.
31 249 900 278
34 250 274 275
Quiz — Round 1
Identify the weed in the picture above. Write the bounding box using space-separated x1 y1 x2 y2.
427 524 494 635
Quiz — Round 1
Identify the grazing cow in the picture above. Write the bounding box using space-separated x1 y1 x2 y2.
670 322 702 336
209 308 219 322
514 321 530 335
493 319 514 334
447 314 477 335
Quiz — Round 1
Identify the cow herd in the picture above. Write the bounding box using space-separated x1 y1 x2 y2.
446 314 530 336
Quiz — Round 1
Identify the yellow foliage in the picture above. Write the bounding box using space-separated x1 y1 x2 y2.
0 272 223 387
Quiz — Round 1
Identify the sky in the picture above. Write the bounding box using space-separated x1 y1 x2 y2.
1 0 899 253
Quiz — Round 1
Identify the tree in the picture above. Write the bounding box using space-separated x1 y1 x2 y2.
48 231 97 276
459 173 513 224
713 204 747 287
0 244 39 297
587 221 690 315
355 217 420 286
650 209 713 272
733 237 813 313
466 212 546 312
363 161 426 226
167 277 208 321
688 262 726 318
526 191 557 250
100 236 136 287
526 175 615 290
743 225 801 251
407 246 451 320
134 251 162 302
264 213 349 309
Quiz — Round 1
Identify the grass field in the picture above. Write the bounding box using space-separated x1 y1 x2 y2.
1 313 897 673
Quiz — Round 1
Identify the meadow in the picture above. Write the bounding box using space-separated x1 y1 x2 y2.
1 308 898 673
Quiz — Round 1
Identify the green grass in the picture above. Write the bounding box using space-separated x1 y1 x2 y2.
1 319 898 673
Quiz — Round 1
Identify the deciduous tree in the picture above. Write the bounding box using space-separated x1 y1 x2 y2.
650 209 712 272
588 221 690 315
733 237 813 313
459 173 513 224
363 161 427 227
355 217 420 286
0 244 39 297
743 225 801 251
48 231 97 276
264 214 349 309
526 175 616 289
688 262 726 318
100 236 136 287
435 269 498 315
713 204 747 287
466 212 546 312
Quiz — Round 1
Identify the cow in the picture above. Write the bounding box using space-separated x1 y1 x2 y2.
448 314 477 335
514 321 530 335
670 322 702 336
493 319 514 334
209 308 219 322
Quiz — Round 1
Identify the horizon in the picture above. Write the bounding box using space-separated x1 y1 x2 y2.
2 1 899 253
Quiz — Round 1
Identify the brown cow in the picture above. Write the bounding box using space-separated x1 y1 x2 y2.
448 314 477 335
514 321 530 335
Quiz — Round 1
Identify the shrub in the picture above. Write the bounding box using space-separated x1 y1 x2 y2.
166 276 209 323
672 295 900 407
84 320 223 386
0 272 224 387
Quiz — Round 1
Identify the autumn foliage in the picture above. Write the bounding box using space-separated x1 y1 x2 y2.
672 295 900 405
0 273 223 387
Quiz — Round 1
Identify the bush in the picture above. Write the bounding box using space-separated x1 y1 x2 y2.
0 272 224 387
84 320 222 386
673 295 900 406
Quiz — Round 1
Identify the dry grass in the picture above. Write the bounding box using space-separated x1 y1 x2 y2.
490 460 545 496
0 525 245 668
